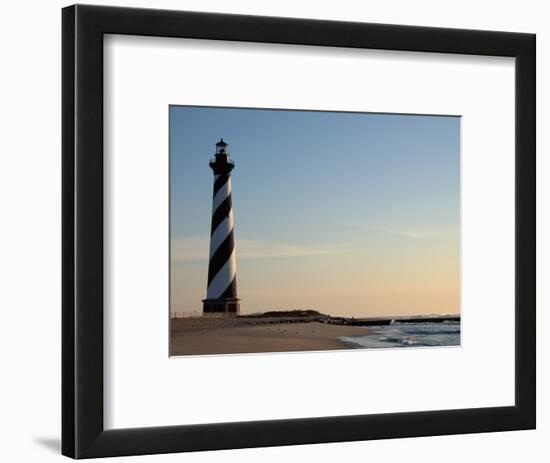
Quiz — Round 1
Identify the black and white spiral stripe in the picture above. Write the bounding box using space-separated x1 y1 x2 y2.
206 173 237 299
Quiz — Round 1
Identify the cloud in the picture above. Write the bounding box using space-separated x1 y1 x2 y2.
171 237 348 261
238 240 347 259
389 229 444 240
171 237 209 261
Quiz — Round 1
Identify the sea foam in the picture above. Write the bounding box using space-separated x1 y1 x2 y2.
341 322 461 349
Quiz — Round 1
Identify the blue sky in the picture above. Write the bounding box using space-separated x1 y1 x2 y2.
170 106 460 317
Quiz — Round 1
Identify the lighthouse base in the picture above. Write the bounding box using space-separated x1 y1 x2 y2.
202 298 240 316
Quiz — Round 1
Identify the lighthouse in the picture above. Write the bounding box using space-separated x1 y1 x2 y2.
202 139 240 316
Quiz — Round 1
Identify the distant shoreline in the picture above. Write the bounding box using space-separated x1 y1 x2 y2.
319 314 460 326
172 310 461 326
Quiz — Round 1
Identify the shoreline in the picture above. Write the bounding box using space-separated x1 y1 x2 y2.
170 319 371 356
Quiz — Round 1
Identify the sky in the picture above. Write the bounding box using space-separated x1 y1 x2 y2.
170 106 460 318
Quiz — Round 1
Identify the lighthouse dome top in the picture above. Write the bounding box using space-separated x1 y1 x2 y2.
215 138 229 154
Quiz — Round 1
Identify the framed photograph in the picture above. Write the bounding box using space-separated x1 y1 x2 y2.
168 106 462 357
62 4 536 459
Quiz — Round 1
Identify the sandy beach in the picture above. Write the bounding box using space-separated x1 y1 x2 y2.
170 317 370 356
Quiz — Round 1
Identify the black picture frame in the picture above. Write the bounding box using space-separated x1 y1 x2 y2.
62 4 536 459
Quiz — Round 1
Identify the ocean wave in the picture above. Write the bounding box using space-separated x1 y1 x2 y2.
341 322 460 349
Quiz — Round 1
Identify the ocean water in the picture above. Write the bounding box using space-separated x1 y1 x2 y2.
341 321 461 349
